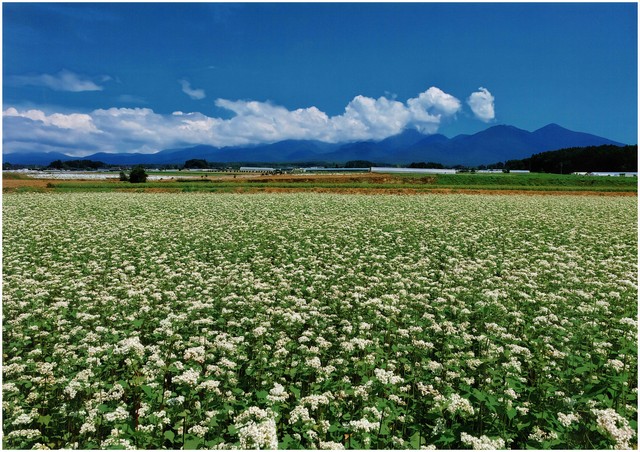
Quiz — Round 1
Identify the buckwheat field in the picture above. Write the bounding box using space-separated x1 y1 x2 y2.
2 193 637 450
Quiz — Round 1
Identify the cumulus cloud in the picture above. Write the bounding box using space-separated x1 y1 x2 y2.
179 79 206 100
7 70 105 92
467 87 495 122
3 107 98 132
3 85 494 155
407 87 462 133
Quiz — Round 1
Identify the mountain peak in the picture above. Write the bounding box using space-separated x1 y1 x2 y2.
535 123 566 132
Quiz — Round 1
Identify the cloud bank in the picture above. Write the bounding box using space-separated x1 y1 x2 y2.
467 87 495 122
7 70 106 92
3 86 493 156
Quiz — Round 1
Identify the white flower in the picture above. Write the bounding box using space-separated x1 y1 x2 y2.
104 405 129 423
374 368 404 385
189 424 209 437
267 383 289 403
234 407 278 450
319 440 345 449
184 346 206 363
114 336 145 357
592 408 635 449
289 405 312 424
460 432 506 450
12 412 35 426
173 368 200 387
347 418 378 433
558 412 580 428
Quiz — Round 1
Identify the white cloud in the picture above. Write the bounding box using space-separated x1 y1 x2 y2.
3 107 98 132
335 95 411 140
407 87 462 133
2 86 494 155
467 87 495 122
179 79 206 100
7 70 105 92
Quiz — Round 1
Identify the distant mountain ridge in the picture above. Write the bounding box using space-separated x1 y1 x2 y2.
3 123 625 166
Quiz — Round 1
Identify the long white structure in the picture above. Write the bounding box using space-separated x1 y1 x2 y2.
370 167 457 174
301 167 369 172
239 167 275 172
572 172 638 177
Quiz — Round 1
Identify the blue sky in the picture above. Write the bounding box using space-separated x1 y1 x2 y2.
3 2 637 155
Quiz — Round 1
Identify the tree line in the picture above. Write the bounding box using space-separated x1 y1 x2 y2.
501 144 637 174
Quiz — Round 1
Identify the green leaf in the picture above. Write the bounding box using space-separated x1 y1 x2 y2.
38 415 51 426
507 408 517 420
141 385 155 398
472 389 487 402
280 434 294 449
289 386 301 398
256 390 268 400
410 431 421 449
164 430 175 443
184 436 203 450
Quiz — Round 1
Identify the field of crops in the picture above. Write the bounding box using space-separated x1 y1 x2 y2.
3 192 637 449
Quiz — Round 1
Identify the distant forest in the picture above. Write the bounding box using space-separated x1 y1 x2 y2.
501 144 637 174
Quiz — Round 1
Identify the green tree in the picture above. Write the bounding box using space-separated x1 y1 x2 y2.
184 159 209 169
48 160 64 170
128 166 148 183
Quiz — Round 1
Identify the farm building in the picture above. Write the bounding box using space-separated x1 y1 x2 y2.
301 167 370 173
371 167 457 174
239 167 276 173
572 172 638 177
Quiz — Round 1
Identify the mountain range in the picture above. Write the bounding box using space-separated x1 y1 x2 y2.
3 123 625 167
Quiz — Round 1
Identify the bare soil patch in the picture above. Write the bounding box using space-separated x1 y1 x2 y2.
242 173 435 185
3 178 53 192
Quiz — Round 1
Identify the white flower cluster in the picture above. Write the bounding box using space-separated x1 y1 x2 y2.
113 336 145 357
103 405 129 423
289 405 312 424
234 407 278 450
347 417 379 433
528 426 558 443
460 432 506 450
443 393 475 416
557 412 580 428
592 408 635 450
183 345 206 363
319 440 345 449
173 368 200 387
267 383 289 403
374 367 404 385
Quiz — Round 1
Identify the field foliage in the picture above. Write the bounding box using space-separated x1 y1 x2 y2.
2 193 637 449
